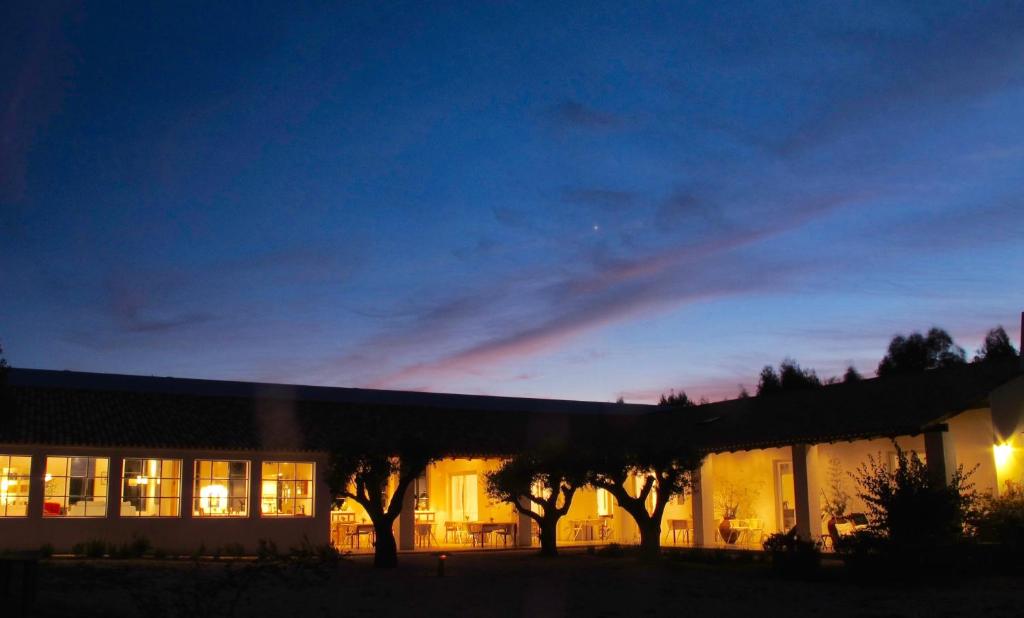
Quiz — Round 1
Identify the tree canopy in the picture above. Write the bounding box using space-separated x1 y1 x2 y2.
757 359 821 396
876 327 966 377
486 448 588 556
973 326 1018 363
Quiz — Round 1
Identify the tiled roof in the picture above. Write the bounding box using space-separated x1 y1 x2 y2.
0 369 643 453
665 358 1023 452
1 360 1020 454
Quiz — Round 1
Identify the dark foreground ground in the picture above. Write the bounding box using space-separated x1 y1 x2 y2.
25 548 1023 617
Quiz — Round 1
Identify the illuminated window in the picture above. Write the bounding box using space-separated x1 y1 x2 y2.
193 460 249 517
44 456 109 517
260 461 314 517
450 473 478 522
0 455 31 517
413 471 429 511
121 459 181 517
596 488 615 517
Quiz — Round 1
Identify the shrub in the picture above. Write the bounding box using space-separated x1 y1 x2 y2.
38 543 54 558
596 543 624 558
974 482 1024 549
256 538 280 561
223 542 246 557
763 530 820 575
73 539 108 558
852 443 977 551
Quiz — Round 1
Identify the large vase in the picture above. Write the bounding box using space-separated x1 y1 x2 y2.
718 517 741 544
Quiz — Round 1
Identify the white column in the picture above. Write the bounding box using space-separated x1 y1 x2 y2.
516 498 533 547
398 481 416 550
792 444 822 542
924 428 957 487
691 454 716 547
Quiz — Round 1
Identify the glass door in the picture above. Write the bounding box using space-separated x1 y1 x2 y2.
774 461 796 532
450 473 478 522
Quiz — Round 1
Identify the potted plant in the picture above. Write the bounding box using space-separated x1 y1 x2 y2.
716 482 759 544
821 456 852 543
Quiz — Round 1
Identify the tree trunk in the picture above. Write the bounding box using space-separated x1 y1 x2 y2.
538 519 559 557
373 522 398 568
637 518 661 558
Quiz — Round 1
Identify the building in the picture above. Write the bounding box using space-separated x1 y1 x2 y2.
1 357 1022 554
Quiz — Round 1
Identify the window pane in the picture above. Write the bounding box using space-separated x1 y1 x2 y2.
194 460 249 517
260 461 315 517
44 456 108 518
0 455 31 517
121 458 181 517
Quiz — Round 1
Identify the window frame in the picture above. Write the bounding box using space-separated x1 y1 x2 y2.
0 454 32 518
43 455 110 518
120 458 182 518
192 459 251 518
259 461 316 518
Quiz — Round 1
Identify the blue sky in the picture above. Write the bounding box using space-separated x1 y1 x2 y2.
2 1 1022 402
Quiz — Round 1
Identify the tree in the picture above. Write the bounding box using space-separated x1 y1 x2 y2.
658 389 695 407
325 443 432 568
842 366 862 383
756 366 781 396
757 359 821 396
973 326 1018 363
0 342 8 384
876 327 966 377
586 416 702 557
485 449 587 557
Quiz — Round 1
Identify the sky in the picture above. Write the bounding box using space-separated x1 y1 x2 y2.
2 1 1022 403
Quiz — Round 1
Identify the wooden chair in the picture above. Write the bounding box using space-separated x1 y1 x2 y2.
466 523 488 547
666 519 691 544
492 525 514 547
444 521 464 544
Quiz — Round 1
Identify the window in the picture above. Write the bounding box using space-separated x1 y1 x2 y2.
413 471 429 511
260 461 314 517
193 460 249 517
121 459 181 517
44 456 109 517
0 455 31 517
596 488 615 517
450 473 478 522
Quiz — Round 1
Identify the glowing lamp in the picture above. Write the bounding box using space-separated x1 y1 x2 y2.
994 442 1014 469
199 484 229 513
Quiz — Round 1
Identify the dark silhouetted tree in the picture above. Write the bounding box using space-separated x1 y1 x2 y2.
486 449 587 557
586 416 702 557
843 366 862 383
876 328 966 377
779 358 821 390
325 441 432 568
658 389 695 407
757 359 821 396
757 365 782 396
974 326 1018 363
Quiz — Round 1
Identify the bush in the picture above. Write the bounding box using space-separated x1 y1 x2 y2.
39 543 54 558
763 531 820 575
852 443 977 551
223 542 246 557
257 538 280 561
596 543 624 558
73 539 108 558
974 483 1024 549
